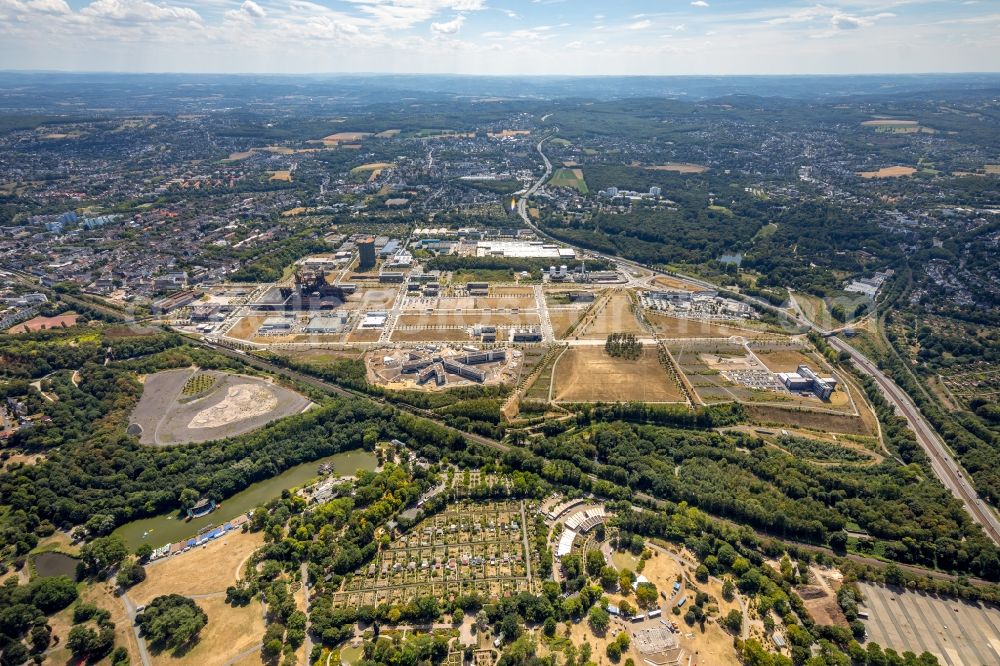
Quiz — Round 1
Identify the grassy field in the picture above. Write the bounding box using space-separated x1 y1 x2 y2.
552 347 684 403
451 268 520 284
548 167 589 193
523 349 562 401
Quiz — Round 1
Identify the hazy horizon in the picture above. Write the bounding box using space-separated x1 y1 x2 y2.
1 0 998 76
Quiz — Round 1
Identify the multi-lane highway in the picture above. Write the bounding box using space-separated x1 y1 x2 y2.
516 131 1000 547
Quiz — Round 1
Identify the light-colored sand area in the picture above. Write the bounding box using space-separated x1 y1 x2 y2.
189 384 278 429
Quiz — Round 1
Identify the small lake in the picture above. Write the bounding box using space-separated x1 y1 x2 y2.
33 552 79 579
113 449 376 550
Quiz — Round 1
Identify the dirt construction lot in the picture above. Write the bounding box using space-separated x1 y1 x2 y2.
859 582 1000 666
129 368 312 445
552 347 685 403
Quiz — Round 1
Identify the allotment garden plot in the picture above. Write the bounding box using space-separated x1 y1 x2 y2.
330 500 539 609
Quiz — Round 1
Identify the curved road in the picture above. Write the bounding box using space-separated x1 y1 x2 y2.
517 131 1000 547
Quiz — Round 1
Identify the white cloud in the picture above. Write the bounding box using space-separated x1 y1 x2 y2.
225 0 265 21
831 13 865 29
239 0 265 18
626 19 651 30
80 0 202 23
691 1 709 7
430 13 463 33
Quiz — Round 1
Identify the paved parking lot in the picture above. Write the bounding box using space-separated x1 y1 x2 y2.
859 582 1000 666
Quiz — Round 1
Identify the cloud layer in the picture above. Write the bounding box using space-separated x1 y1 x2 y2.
0 0 996 74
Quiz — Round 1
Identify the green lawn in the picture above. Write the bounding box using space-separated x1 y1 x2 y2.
548 167 589 194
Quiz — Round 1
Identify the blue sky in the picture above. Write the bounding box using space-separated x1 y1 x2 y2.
0 0 997 74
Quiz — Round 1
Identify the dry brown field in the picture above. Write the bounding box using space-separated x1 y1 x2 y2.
8 313 79 333
644 162 709 173
798 584 849 628
397 312 539 327
549 308 587 338
646 313 753 339
226 315 267 340
227 316 265 340
745 404 870 436
268 170 292 182
279 349 362 363
390 328 473 342
492 286 535 296
860 119 917 127
753 348 821 373
351 162 393 179
634 542 741 666
323 132 371 144
129 530 264 605
575 292 645 339
653 276 697 290
109 530 267 666
348 328 382 343
473 296 536 309
44 580 143 666
552 347 684 403
858 166 916 178
149 597 265 666
355 288 398 309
